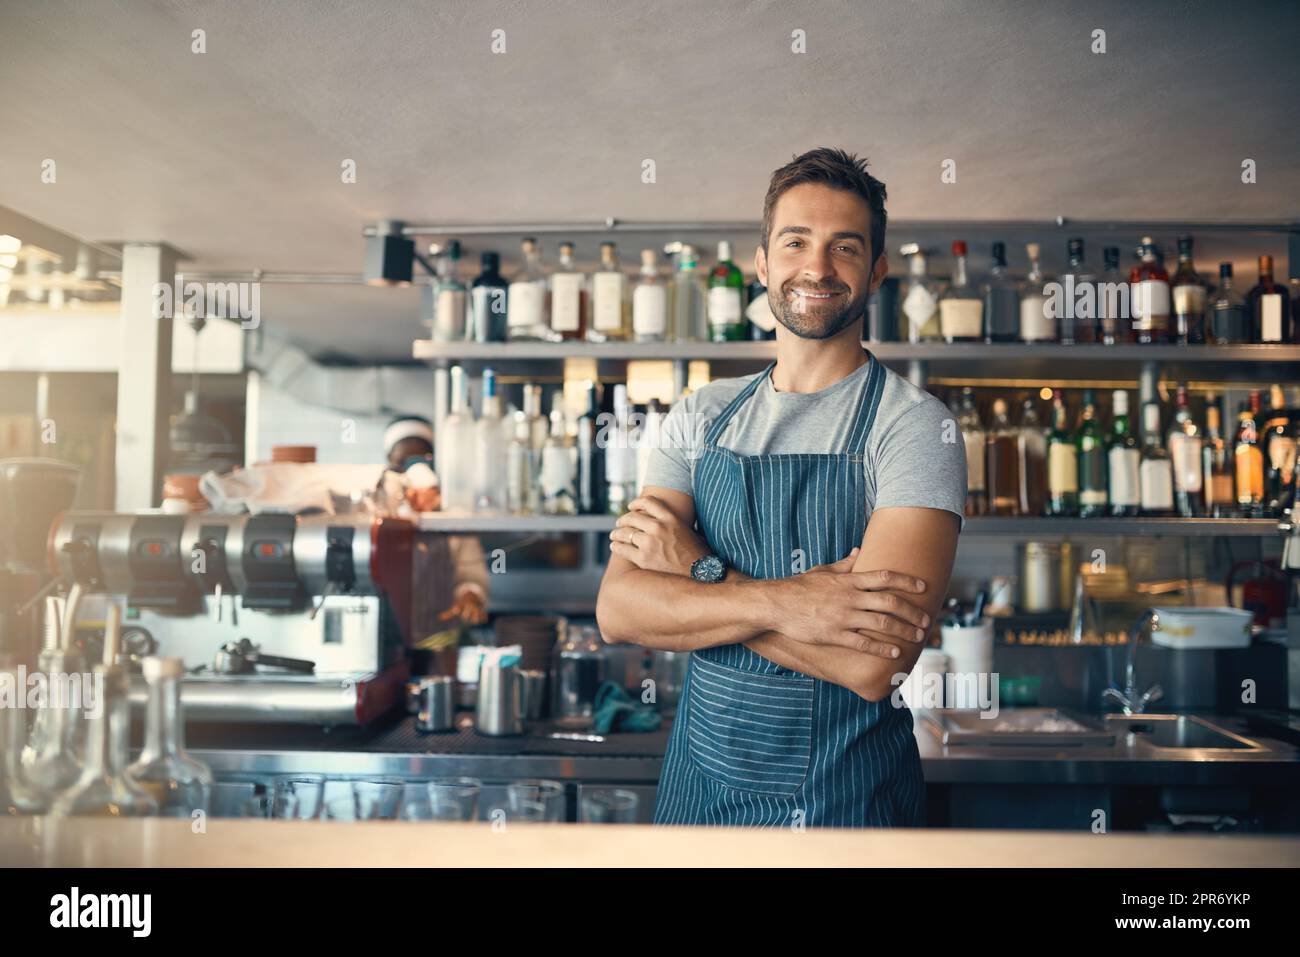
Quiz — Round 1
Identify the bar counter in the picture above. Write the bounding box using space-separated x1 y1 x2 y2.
4 817 1298 868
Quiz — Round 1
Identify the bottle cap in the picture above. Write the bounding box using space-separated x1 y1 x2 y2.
481 251 499 270
1219 262 1233 279
952 240 967 256
991 241 1006 264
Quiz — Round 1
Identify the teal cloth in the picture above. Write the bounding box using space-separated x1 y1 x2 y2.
591 681 664 734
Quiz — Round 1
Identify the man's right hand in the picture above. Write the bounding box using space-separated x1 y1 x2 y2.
760 550 931 660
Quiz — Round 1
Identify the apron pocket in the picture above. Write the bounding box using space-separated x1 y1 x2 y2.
686 653 814 796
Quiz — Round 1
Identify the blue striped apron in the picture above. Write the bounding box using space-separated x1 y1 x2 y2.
652 356 926 828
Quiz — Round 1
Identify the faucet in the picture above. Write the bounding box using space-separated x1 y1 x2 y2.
1101 608 1164 715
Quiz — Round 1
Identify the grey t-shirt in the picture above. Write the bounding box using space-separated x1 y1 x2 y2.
643 353 967 530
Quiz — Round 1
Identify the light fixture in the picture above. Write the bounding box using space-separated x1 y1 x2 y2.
363 220 414 286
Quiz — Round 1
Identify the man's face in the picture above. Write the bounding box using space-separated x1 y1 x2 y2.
388 437 433 470
756 182 888 340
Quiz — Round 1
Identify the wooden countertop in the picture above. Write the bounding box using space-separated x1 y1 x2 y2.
4 817 1298 867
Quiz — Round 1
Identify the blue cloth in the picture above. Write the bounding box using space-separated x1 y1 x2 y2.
590 680 663 734
652 357 926 828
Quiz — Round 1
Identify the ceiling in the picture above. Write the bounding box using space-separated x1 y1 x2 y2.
2 0 1298 361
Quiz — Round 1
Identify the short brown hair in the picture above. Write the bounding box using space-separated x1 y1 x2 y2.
761 148 887 265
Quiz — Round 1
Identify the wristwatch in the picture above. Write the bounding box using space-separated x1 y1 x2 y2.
690 553 728 583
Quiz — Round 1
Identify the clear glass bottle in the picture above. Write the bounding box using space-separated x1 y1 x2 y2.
20 602 85 806
1167 385 1204 518
540 399 577 515
982 241 1019 342
522 383 549 475
1209 262 1250 344
1132 237 1172 344
631 249 668 342
1 663 44 814
431 240 468 343
1076 389 1108 517
605 384 637 515
1170 236 1207 344
473 368 507 513
588 242 630 342
1047 394 1078 515
125 657 211 817
438 366 476 512
1017 398 1048 516
1234 392 1265 516
469 251 509 343
939 241 983 342
1107 390 1141 517
985 398 1020 516
900 246 940 343
1019 243 1055 342
1061 238 1097 344
1099 246 1133 344
505 413 537 515
1201 397 1236 517
670 244 707 342
507 237 551 341
52 665 158 817
707 241 747 342
549 241 588 341
956 388 987 516
1139 400 1175 516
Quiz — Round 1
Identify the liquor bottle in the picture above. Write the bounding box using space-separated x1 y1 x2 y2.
605 384 637 514
125 657 212 817
1046 394 1078 515
431 240 468 343
982 241 1019 342
1208 263 1250 344
899 246 941 343
1099 246 1133 344
1131 237 1171 344
636 399 665 494
631 249 669 342
505 413 537 515
1061 238 1097 344
438 366 476 512
507 238 551 341
1170 236 1207 344
52 665 158 817
956 388 987 516
469 252 509 343
1107 390 1141 517
1167 385 1203 517
20 611 84 806
707 241 747 341
1075 389 1108 517
747 276 777 340
1 662 44 814
521 383 549 487
1247 255 1291 343
540 399 577 515
1201 397 1235 517
473 368 508 512
1262 384 1297 516
985 398 1020 516
1234 392 1265 516
1017 398 1048 516
575 380 606 514
549 241 588 341
1138 400 1174 516
589 242 630 342
937 241 983 342
1019 243 1055 342
670 244 707 342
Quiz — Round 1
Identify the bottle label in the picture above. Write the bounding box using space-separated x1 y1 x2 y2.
963 432 986 492
1048 442 1078 493
1172 284 1205 317
1260 293 1283 342
1132 280 1170 330
1019 294 1054 340
901 284 937 336
592 273 627 331
1235 447 1263 501
1168 434 1204 492
632 284 667 336
708 287 742 326
1140 460 1174 509
1108 447 1140 506
939 299 983 338
551 274 583 331
434 288 467 341
508 282 543 329
540 446 574 496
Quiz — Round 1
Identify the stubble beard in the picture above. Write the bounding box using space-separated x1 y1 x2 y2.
768 278 869 340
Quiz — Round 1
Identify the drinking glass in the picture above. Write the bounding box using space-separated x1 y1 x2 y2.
579 788 638 824
274 775 325 819
425 777 481 821
211 781 257 819
507 779 565 822
350 778 405 820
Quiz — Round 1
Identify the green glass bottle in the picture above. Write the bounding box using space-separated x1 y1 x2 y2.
707 241 747 341
1047 394 1078 516
1076 389 1108 518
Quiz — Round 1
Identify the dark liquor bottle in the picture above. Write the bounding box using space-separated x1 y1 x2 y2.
469 252 509 342
1099 246 1134 344
748 277 776 340
1234 391 1265 516
957 388 987 516
1208 263 1250 344
1017 398 1048 516
985 398 1020 516
1262 384 1297 516
1138 400 1174 516
1167 385 1203 517
982 242 1019 342
1076 390 1108 517
1170 236 1208 344
1047 395 1078 516
1061 238 1097 344
575 380 606 514
1201 398 1235 517
1247 255 1292 343
1131 238 1171 344
1107 390 1141 517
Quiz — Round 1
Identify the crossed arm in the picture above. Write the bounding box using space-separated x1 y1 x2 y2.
594 486 960 702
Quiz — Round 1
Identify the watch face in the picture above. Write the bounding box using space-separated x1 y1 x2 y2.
693 554 725 583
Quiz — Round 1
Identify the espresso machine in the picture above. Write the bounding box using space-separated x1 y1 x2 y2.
47 511 416 725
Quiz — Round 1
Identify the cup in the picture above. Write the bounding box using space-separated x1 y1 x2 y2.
273 775 326 820
507 779 565 822
940 618 995 708
580 788 638 824
426 777 481 821
350 778 405 820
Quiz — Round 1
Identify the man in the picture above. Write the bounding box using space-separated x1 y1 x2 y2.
384 415 489 628
595 148 966 828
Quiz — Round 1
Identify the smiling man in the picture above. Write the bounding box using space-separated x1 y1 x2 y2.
595 147 967 828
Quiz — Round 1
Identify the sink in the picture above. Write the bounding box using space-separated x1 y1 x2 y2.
1104 714 1267 752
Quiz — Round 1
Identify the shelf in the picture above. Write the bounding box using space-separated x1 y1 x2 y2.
414 513 1282 538
412 340 1300 382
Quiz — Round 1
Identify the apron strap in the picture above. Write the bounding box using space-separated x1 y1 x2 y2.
843 354 885 455
703 361 775 446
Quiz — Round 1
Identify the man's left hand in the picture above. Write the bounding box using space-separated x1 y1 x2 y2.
439 589 487 626
609 495 708 576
